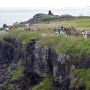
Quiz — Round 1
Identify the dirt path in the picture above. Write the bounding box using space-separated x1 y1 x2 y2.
0 30 7 35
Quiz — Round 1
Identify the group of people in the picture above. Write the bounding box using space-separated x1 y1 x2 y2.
24 24 37 32
58 26 88 38
24 24 88 38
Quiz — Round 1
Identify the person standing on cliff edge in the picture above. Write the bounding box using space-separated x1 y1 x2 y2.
33 26 37 32
58 26 61 34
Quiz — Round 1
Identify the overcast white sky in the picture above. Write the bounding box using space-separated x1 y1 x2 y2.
0 0 90 9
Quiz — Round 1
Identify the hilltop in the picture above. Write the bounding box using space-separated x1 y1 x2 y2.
6 11 89 31
28 13 75 23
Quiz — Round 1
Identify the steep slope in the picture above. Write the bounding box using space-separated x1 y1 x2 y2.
0 30 90 90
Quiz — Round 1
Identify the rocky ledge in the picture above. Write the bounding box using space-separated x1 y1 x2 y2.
0 37 89 90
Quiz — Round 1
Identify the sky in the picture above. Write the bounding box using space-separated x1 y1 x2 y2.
0 0 90 9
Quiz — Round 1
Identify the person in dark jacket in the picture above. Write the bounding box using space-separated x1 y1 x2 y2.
58 26 61 34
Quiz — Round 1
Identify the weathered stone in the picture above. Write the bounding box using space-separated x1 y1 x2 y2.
0 37 90 90
0 86 6 90
10 64 17 71
70 85 75 90
78 83 86 90
48 10 53 15
33 46 49 77
53 53 69 82
0 37 23 64
0 75 5 83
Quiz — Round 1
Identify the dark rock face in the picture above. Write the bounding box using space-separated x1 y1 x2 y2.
48 10 53 15
3 24 8 28
77 58 90 69
23 44 70 89
0 37 89 90
0 37 23 64
32 14 45 23
33 46 49 77
0 41 14 63
52 53 69 82
70 86 75 90
78 83 86 90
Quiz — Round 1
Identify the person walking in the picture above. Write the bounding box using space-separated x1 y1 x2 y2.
84 30 87 38
58 26 61 34
33 26 37 32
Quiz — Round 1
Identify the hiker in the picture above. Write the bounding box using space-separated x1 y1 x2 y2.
5 27 10 32
82 30 87 38
33 26 37 32
82 30 85 37
58 26 61 34
29 27 30 31
84 30 87 38
61 26 64 34
24 24 30 31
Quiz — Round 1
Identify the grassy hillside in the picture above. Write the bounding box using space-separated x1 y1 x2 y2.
0 29 90 58
0 15 90 90
5 14 90 32
73 69 90 90
0 15 90 56
2 29 90 89
33 18 90 31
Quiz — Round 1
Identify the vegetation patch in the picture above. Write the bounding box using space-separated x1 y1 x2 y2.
73 69 90 90
32 75 53 90
11 66 24 80
1 29 90 59
8 84 14 89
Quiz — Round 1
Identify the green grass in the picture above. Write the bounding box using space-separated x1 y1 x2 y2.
1 29 90 59
17 59 22 66
73 69 90 90
34 18 90 31
0 27 4 31
0 16 90 90
11 66 24 80
32 75 53 90
8 84 14 89
71 18 90 29
0 30 41 49
37 34 90 56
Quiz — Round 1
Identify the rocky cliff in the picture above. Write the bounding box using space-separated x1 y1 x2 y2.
0 37 89 90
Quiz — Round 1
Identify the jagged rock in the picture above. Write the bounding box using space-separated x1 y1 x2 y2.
64 76 70 90
3 24 8 28
32 14 44 23
33 46 49 77
48 10 53 15
0 63 8 69
0 37 90 90
3 37 23 48
0 37 23 64
78 83 86 90
10 64 17 71
0 86 6 90
0 75 5 83
53 53 69 82
70 86 75 90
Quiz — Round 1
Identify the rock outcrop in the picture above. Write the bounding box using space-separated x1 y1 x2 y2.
48 10 53 15
0 37 89 90
0 37 23 64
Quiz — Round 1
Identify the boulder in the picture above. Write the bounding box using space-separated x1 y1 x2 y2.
48 10 53 15
0 75 5 83
33 46 49 77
